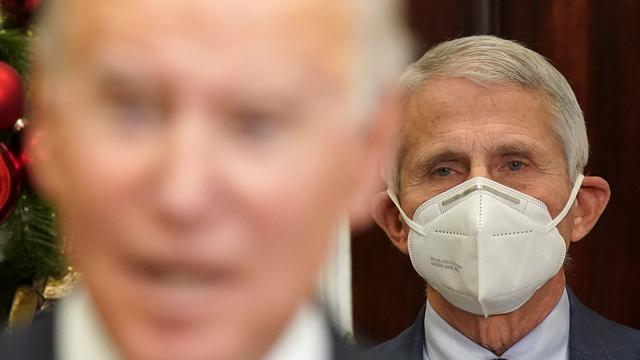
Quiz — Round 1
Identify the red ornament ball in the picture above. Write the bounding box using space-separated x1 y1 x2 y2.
0 62 23 130
0 143 20 224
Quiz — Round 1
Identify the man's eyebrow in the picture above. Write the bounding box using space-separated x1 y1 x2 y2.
413 149 467 173
492 141 537 157
91 57 157 86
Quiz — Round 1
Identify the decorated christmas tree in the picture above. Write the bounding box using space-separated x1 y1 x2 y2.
0 0 68 329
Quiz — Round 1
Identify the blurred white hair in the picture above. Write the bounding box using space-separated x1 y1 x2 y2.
391 35 588 193
350 0 413 119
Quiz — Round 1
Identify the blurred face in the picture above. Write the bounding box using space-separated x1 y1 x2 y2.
33 1 376 359
399 78 576 249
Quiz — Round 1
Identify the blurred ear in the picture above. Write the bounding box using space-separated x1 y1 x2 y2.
25 73 64 204
371 191 409 254
570 176 610 243
347 87 401 230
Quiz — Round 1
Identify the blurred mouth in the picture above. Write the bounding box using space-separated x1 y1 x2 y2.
122 255 239 313
137 262 222 288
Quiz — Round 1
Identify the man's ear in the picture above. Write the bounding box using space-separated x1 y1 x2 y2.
348 87 401 230
570 176 610 243
371 191 409 254
25 74 64 204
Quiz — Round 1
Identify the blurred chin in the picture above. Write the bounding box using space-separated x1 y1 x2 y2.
105 296 289 360
92 285 257 359
86 265 299 360
116 323 255 360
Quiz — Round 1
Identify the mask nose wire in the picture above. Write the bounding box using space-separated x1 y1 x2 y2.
545 174 585 231
386 189 427 236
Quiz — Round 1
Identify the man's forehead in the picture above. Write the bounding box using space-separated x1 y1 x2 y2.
403 79 552 140
59 0 358 84
394 77 566 179
64 0 356 39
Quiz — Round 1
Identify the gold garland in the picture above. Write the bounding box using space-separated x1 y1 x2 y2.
7 268 78 330
7 286 38 329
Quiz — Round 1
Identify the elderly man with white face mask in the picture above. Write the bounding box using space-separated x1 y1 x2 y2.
0 0 411 359
369 36 640 360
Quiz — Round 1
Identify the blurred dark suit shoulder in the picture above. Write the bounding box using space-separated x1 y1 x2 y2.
0 310 55 360
1 309 385 360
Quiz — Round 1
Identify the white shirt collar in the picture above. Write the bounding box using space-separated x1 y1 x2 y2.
423 288 570 360
56 288 332 360
55 288 123 360
262 302 331 360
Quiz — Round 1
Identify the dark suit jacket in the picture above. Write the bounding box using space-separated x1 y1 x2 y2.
369 288 640 359
0 310 378 360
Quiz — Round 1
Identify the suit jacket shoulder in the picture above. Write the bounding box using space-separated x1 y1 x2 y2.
367 306 425 360
331 323 398 360
367 288 640 360
0 310 55 360
568 288 640 359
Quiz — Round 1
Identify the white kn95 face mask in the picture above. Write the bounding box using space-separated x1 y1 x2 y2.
388 175 584 317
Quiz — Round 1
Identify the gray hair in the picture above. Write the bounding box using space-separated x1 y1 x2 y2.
391 35 588 193
32 0 412 122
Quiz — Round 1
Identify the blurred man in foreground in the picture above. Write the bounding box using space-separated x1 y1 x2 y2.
0 0 410 359
370 36 640 359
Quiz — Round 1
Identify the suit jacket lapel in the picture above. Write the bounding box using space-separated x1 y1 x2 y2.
388 305 426 360
567 287 639 360
568 287 608 359
404 305 427 360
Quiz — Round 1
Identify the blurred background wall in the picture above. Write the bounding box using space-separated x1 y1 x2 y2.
352 0 640 344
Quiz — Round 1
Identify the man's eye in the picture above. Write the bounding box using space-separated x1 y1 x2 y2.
114 101 162 129
434 167 453 177
233 108 286 140
117 100 152 119
507 160 524 171
238 114 276 138
103 89 163 130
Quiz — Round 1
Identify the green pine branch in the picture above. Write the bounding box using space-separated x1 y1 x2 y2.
0 191 65 324
0 28 30 80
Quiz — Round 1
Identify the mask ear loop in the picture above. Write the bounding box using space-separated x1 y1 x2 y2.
386 189 427 236
545 174 585 231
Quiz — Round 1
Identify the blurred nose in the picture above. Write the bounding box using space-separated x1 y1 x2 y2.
156 112 218 226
